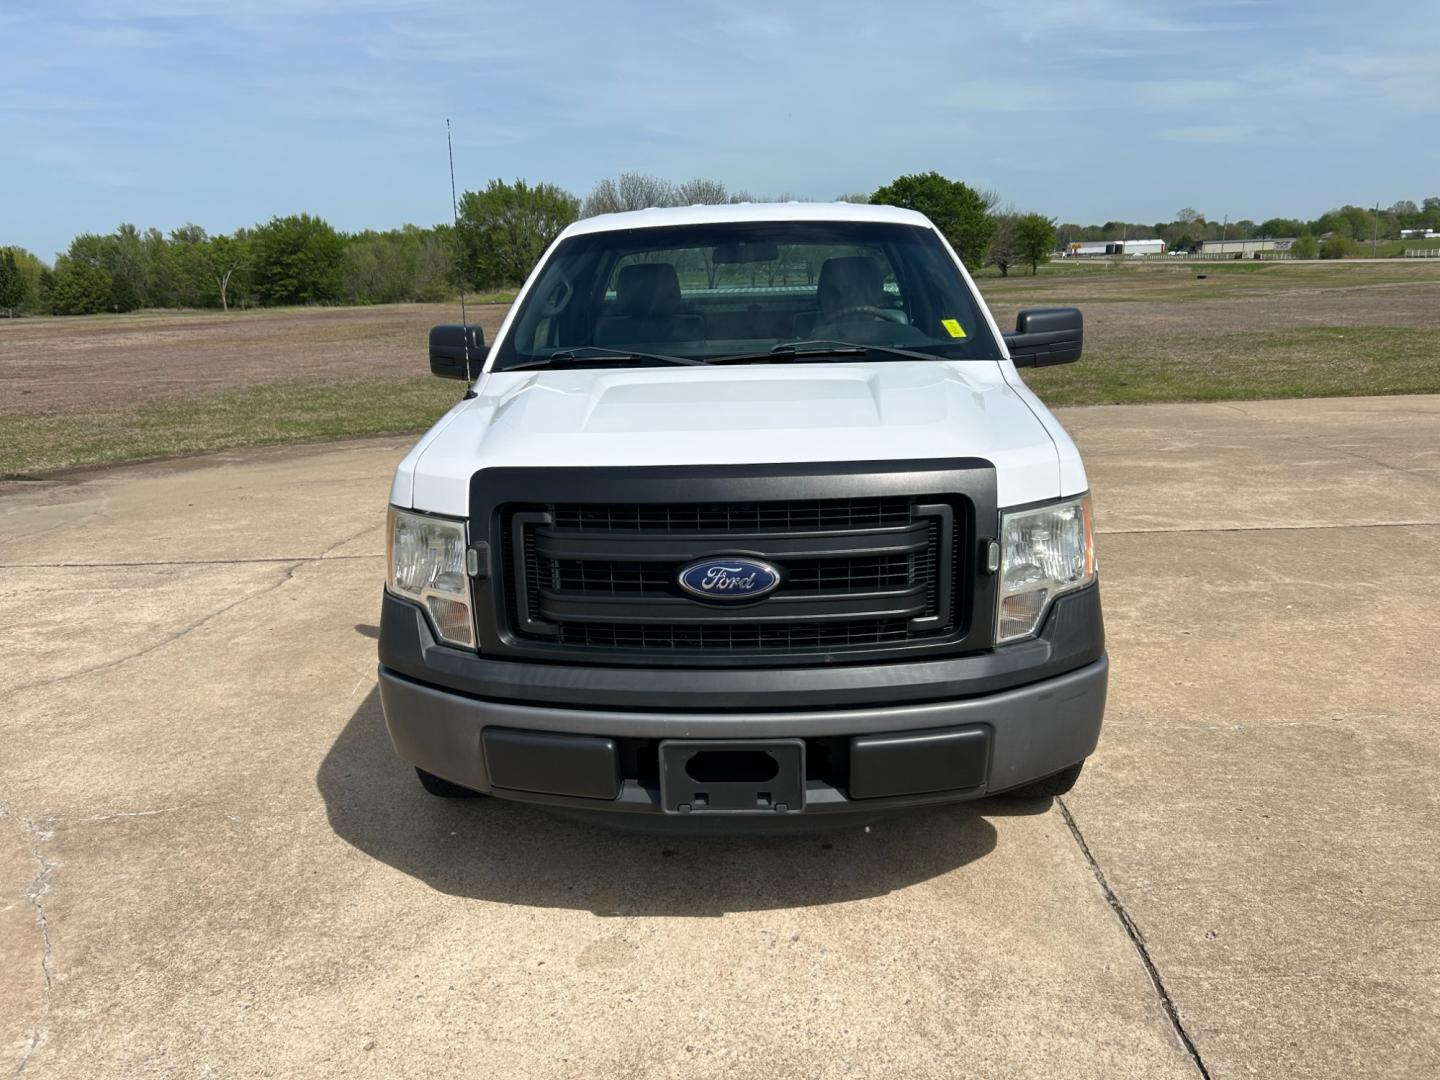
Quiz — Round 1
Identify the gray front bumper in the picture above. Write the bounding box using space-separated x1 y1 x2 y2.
378 655 1107 816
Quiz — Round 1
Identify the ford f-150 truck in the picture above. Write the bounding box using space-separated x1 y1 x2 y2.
378 202 1105 822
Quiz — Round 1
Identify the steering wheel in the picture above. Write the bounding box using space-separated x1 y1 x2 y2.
824 304 907 325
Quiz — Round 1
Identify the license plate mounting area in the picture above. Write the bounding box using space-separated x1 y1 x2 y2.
658 739 805 815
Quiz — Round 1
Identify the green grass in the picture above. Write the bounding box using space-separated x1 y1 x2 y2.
3 264 1437 477
978 259 1440 302
1023 326 1440 406
1354 240 1440 258
0 377 459 476
6 325 1435 476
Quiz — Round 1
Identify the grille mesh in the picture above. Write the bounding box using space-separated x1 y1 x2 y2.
505 496 964 659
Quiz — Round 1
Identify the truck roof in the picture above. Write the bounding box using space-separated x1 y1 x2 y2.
560 201 934 238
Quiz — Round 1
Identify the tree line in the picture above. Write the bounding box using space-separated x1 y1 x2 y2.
1057 198 1440 257
0 168 1058 319
0 217 457 318
6 176 1436 320
31 172 1435 318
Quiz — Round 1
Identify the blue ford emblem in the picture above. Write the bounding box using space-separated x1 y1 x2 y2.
677 556 782 601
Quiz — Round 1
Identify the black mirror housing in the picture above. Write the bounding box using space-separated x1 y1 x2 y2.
1004 307 1083 367
429 324 486 380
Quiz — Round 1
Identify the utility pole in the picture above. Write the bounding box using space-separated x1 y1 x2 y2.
1373 202 1380 253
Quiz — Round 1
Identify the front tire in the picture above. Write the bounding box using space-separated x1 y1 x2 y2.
998 762 1084 799
415 767 484 798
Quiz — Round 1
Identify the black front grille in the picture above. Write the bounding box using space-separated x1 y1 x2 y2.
550 497 915 534
539 553 914 595
554 618 916 652
499 494 970 664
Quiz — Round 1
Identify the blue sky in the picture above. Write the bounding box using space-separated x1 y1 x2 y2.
4 0 1438 261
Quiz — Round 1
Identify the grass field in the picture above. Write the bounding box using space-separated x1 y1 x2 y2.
2 261 1438 476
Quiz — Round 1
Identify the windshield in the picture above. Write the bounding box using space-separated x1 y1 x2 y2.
490 220 1003 370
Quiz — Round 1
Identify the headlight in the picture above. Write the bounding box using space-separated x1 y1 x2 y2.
386 507 475 649
996 495 1095 643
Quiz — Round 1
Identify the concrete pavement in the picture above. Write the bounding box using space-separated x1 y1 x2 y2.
2 395 1438 1078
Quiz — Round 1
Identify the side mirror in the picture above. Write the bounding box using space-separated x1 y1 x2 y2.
1004 307 1082 367
428 324 486 380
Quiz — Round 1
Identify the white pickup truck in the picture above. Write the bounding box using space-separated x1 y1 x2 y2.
379 202 1105 823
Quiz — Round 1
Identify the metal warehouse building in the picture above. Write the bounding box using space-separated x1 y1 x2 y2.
1200 238 1295 257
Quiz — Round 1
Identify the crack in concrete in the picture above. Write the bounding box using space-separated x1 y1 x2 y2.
11 811 56 1076
10 561 304 695
1099 520 1439 537
316 521 384 560
5 804 244 1074
57 806 185 825
1214 402 1440 489
1057 796 1212 1080
0 553 382 570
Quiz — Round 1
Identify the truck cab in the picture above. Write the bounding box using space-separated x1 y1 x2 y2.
379 202 1104 822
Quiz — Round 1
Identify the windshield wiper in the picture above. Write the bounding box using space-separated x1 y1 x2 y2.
505 346 706 371
708 340 944 365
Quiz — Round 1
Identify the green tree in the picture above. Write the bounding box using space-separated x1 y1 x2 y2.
340 225 453 305
165 224 214 308
1015 213 1058 275
870 172 996 266
37 267 55 312
0 250 29 317
1320 234 1355 259
1258 218 1303 237
49 259 113 315
1290 234 1319 259
457 179 579 289
250 213 345 305
108 270 141 312
4 248 49 310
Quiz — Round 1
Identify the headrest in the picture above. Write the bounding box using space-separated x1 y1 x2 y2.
817 256 884 312
614 263 682 318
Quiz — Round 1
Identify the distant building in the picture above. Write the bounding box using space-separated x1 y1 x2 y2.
1400 228 1440 239
1200 238 1295 258
1066 239 1166 257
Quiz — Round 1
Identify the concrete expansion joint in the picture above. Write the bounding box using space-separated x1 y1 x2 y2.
9 560 308 694
1057 797 1213 1080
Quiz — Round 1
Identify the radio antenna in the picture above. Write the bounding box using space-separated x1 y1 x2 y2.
446 118 474 395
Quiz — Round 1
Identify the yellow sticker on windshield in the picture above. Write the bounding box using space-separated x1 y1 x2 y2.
941 318 967 338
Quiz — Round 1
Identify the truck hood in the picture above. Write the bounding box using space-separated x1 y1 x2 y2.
394 361 1084 515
